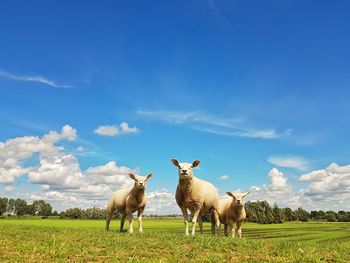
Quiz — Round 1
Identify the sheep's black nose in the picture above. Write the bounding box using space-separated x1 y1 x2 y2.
182 170 187 173
237 200 241 204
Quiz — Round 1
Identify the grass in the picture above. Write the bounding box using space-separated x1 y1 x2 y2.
0 218 349 262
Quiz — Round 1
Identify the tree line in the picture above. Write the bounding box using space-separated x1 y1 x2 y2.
244 201 350 223
0 197 55 217
1 197 350 222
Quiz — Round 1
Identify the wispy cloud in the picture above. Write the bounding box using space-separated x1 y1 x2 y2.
268 155 309 171
0 70 72 88
207 0 229 25
137 110 290 139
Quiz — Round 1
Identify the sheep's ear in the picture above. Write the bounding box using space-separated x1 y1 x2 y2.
242 192 251 198
128 173 136 180
146 173 153 180
171 159 180 167
192 160 200 167
226 192 235 198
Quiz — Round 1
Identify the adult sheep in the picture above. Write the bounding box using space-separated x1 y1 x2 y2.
171 158 220 236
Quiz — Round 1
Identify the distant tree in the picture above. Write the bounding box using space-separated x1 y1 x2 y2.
65 208 83 219
325 211 338 222
310 210 326 221
262 201 274 224
85 207 106 220
26 203 35 216
7 198 15 214
0 198 8 215
338 211 350 222
42 203 53 216
272 203 283 223
14 199 28 216
295 207 310 222
245 202 258 223
52 210 59 216
282 207 296 221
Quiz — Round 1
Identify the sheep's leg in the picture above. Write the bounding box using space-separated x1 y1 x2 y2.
210 209 220 236
198 215 203 234
181 207 190 236
137 207 145 233
191 209 201 236
126 212 134 234
228 221 235 238
105 207 114 231
236 220 243 238
212 209 220 236
224 224 228 236
120 214 126 233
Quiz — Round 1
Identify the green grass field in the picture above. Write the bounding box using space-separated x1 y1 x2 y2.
1 218 349 262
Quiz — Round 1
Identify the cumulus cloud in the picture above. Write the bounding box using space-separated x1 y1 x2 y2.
249 168 301 208
268 155 309 171
299 163 350 208
246 163 350 211
146 188 178 215
0 125 77 184
94 122 139 137
28 154 83 189
85 161 136 188
0 125 146 211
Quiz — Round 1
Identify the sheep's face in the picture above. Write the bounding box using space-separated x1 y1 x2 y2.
171 159 200 180
129 173 153 190
226 192 250 207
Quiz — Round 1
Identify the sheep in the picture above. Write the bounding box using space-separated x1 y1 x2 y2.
171 158 220 236
105 172 153 233
214 191 250 238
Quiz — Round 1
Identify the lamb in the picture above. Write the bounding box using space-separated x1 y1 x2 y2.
171 158 220 236
105 172 153 233
214 191 250 238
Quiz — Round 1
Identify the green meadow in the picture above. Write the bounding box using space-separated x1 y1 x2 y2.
0 218 349 262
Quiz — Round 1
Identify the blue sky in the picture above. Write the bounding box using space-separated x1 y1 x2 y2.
1 1 350 213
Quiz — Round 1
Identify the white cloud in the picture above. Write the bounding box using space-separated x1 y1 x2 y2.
28 154 83 189
60 125 77 140
94 125 118 136
248 168 301 208
4 184 15 192
137 110 289 139
0 125 77 184
0 126 175 212
0 70 72 88
85 161 136 188
268 155 309 170
75 146 85 152
94 122 139 137
0 166 30 184
247 163 350 211
299 163 350 208
219 175 229 181
146 188 178 215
